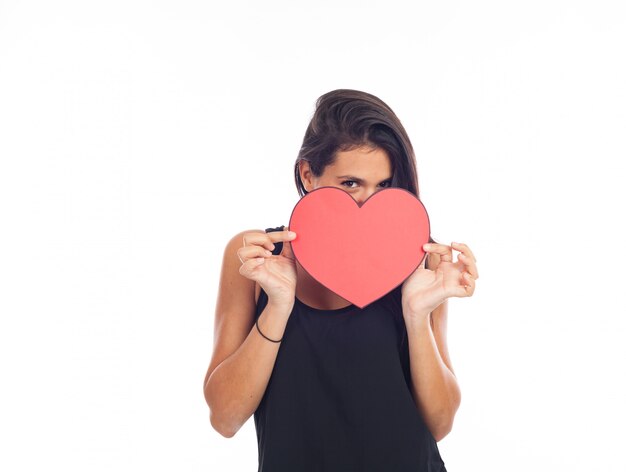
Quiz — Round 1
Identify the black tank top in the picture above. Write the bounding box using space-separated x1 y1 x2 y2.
253 225 447 472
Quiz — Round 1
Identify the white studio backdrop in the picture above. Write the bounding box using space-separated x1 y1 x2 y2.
1 1 625 470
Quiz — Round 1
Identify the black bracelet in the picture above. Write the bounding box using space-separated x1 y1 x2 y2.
256 317 282 343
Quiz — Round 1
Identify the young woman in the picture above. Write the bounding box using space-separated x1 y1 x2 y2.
203 89 479 471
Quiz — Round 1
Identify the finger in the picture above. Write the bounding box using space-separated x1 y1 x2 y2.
423 243 453 264
451 272 475 298
238 256 266 279
266 228 298 252
462 272 476 295
237 245 273 263
243 229 297 252
242 232 277 252
451 242 477 263
269 228 297 243
458 252 479 279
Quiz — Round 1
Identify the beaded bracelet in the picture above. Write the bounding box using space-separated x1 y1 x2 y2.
256 317 282 343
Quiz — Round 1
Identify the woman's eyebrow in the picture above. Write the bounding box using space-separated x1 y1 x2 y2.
337 175 392 184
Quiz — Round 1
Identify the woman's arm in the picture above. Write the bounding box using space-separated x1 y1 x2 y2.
403 252 461 442
203 230 293 437
404 300 461 442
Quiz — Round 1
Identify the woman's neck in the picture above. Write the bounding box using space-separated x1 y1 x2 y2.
294 259 352 310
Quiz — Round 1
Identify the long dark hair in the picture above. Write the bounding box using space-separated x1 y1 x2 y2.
293 89 437 248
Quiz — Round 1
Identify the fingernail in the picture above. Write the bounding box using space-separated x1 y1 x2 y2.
288 231 296 238
423 244 431 249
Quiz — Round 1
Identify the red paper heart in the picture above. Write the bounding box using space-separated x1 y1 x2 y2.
289 186 430 309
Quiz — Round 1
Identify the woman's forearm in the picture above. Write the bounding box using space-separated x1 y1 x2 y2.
204 301 292 437
403 310 461 442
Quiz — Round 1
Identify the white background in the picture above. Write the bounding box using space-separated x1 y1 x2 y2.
1 1 625 470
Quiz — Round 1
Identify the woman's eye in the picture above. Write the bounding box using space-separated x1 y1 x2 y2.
341 180 391 188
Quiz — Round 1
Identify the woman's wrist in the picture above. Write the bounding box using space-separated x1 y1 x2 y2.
266 297 295 316
402 301 432 322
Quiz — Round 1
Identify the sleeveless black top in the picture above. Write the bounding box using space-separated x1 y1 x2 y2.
253 225 447 472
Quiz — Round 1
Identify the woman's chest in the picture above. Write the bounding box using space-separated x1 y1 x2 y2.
273 304 405 382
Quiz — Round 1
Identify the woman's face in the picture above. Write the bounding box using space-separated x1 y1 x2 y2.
299 146 393 206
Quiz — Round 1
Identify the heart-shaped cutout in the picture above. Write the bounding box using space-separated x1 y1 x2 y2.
289 186 430 308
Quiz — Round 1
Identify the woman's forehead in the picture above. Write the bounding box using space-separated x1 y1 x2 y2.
326 147 392 178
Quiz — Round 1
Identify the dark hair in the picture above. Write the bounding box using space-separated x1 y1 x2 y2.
294 88 437 248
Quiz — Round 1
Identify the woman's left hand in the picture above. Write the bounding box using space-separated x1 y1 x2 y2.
401 241 479 319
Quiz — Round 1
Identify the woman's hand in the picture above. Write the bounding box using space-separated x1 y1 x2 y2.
401 241 479 320
238 226 298 308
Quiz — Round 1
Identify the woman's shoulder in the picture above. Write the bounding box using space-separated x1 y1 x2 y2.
264 224 286 233
225 227 266 247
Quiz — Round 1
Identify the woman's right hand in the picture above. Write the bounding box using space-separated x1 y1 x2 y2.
238 226 298 308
